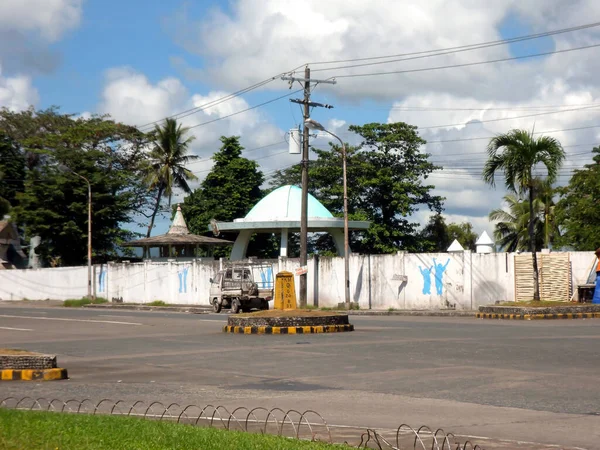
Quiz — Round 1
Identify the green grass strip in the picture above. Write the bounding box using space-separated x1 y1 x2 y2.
0 409 343 450
63 297 108 307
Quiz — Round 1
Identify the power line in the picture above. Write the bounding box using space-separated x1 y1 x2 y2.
186 90 302 131
328 42 600 79
136 77 279 131
418 105 599 130
308 21 600 67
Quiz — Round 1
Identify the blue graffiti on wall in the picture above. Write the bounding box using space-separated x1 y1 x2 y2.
98 268 107 293
178 267 189 293
433 258 450 295
419 258 450 295
259 266 273 289
418 265 433 295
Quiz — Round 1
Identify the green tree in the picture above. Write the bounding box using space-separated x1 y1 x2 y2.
182 136 276 258
420 214 451 252
271 122 443 254
555 146 600 250
419 214 478 252
144 118 198 237
483 129 565 300
447 222 478 251
489 193 543 252
0 132 25 216
1 108 150 266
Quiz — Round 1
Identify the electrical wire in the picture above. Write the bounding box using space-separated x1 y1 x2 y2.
327 42 600 79
186 89 302 131
308 21 600 67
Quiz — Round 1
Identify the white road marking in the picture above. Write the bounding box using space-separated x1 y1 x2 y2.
0 326 33 331
0 314 143 326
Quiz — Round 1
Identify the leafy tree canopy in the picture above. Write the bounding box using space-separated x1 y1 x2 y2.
555 147 600 250
270 122 444 254
0 107 151 266
419 214 478 252
181 136 277 258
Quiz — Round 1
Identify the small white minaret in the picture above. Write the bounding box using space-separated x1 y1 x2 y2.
447 239 465 253
475 231 494 254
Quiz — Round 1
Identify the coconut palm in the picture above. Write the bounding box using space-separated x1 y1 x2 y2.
144 118 198 237
483 129 565 301
489 193 544 252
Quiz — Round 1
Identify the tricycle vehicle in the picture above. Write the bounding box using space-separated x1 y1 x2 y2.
209 262 274 313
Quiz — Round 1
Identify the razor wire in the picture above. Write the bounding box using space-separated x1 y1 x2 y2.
0 397 483 449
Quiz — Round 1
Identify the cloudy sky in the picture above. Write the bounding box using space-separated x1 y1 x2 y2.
2 0 600 239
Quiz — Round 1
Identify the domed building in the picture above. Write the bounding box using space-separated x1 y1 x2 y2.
212 185 371 260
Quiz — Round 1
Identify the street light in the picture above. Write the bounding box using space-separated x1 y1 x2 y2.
61 165 93 300
304 119 350 310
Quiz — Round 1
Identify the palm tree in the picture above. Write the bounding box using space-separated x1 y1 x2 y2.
489 193 544 252
144 118 198 237
483 129 565 301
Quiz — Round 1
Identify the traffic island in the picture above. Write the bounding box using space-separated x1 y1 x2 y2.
0 349 68 381
223 310 354 334
477 304 600 320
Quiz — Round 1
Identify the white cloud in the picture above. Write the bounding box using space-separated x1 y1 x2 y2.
0 0 83 42
0 68 39 111
97 67 291 179
158 0 600 236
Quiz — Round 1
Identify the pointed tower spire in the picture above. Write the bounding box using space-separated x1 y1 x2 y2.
167 204 189 235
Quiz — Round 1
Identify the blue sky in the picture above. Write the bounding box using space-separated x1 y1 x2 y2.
2 0 600 238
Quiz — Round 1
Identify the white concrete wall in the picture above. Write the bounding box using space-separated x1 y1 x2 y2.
0 251 596 309
0 266 88 301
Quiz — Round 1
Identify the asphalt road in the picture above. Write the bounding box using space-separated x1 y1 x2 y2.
1 303 599 449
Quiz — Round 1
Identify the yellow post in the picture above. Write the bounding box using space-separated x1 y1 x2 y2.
274 271 297 310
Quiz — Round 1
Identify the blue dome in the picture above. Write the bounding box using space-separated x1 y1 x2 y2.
244 185 334 220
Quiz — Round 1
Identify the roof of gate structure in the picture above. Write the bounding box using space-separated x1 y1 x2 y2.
213 185 370 232
124 205 232 247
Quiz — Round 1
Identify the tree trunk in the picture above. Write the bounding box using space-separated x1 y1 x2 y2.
146 185 164 239
528 183 540 301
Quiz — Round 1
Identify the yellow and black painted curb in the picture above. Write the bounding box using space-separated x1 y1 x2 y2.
477 312 600 320
0 368 68 381
223 324 354 334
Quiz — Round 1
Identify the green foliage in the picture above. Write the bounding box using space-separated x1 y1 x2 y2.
555 147 600 250
419 214 478 252
63 297 108 307
0 132 26 216
270 122 443 254
1 107 151 266
0 409 341 450
489 193 542 252
148 300 167 306
419 214 451 252
144 118 198 237
182 136 277 258
483 129 564 300
447 222 478 252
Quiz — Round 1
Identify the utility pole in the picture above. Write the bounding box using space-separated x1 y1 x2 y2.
281 67 335 307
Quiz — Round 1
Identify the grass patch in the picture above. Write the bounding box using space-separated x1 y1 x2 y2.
63 297 108 307
497 300 582 308
147 300 167 306
0 349 39 355
0 409 342 450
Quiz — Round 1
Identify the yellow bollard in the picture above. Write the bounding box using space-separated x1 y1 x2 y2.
274 271 297 310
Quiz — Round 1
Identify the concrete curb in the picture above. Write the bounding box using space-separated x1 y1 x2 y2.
0 368 68 381
347 310 475 317
83 304 475 317
83 304 209 314
223 324 354 334
476 312 600 320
